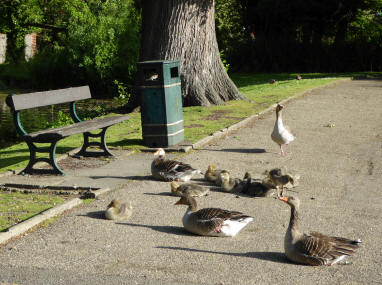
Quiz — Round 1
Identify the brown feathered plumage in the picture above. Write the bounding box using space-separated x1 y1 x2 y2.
279 196 361 266
175 195 253 237
151 148 201 182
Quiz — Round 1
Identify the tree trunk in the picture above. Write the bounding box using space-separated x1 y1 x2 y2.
130 0 244 109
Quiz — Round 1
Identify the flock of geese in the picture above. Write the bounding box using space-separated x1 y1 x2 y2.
105 103 361 266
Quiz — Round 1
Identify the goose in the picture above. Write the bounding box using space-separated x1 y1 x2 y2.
264 168 299 196
174 195 253 237
271 104 295 156
219 170 248 193
105 199 133 221
278 196 361 266
204 164 226 185
170 181 209 197
241 172 273 197
151 148 201 182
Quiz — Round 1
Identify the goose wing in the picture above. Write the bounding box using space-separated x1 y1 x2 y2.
294 232 360 265
191 208 251 233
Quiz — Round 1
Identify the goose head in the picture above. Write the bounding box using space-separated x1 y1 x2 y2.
108 199 122 209
207 164 216 172
219 170 230 183
154 148 166 157
171 181 180 194
269 168 282 178
276 104 284 113
174 195 197 211
278 196 300 209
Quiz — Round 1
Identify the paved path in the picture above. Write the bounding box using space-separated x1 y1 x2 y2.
0 79 381 285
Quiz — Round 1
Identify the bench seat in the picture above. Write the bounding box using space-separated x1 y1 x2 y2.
25 115 129 143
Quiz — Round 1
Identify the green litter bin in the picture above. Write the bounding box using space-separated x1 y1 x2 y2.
137 60 184 147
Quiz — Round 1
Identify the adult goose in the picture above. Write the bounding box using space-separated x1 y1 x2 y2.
105 199 133 221
170 181 209 197
151 148 201 182
278 196 361 266
271 104 295 156
175 195 253 237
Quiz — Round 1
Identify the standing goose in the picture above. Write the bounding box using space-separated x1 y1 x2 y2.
278 196 361 266
170 181 209 197
271 104 295 156
175 195 253 237
105 199 133 221
151 148 201 182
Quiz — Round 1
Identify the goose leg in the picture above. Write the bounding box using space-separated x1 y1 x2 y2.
280 145 285 156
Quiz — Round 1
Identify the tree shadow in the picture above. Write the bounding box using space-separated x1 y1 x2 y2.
156 246 292 264
88 175 155 181
144 192 173 197
115 222 191 236
108 138 143 148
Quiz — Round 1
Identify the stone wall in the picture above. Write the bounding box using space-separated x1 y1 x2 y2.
0 34 6 64
24 33 37 61
0 33 37 63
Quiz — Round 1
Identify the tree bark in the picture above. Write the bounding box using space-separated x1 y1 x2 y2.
130 0 244 109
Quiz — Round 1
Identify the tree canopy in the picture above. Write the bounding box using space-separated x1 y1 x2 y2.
1 0 382 101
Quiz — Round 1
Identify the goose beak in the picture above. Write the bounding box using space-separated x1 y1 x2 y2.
278 196 289 202
174 199 183 205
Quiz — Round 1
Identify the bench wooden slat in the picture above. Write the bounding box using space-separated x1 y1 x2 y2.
24 115 129 142
8 86 91 111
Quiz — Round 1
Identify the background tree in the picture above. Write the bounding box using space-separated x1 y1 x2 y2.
127 0 244 110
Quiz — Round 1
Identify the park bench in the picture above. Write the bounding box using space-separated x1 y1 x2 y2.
6 86 129 175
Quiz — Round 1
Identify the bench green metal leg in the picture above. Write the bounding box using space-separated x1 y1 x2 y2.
74 127 113 157
22 140 65 175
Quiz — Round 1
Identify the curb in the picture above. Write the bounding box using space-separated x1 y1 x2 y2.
0 187 111 246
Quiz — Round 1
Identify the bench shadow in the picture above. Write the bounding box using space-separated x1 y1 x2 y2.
156 246 291 264
116 222 191 236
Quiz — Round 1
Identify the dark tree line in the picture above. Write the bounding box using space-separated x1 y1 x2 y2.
225 0 382 72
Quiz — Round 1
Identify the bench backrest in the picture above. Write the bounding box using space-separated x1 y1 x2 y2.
6 86 91 111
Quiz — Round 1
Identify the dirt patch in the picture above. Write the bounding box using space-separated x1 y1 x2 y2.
205 110 232 120
57 155 114 170
184 124 204 128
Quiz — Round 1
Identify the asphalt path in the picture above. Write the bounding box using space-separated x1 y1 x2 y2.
0 78 381 285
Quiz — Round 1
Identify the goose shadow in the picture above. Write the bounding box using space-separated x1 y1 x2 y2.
198 148 266 154
156 246 291 264
78 210 106 220
115 223 191 236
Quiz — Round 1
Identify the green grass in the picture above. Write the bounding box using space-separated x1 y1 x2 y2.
0 191 64 232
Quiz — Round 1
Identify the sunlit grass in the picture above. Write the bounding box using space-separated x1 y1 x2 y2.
0 191 64 232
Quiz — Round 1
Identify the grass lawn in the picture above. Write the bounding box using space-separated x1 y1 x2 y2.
0 71 380 231
0 191 64 232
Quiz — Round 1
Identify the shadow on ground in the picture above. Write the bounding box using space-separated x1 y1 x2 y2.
156 246 292 264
